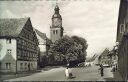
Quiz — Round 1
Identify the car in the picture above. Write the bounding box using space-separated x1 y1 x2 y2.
103 64 110 67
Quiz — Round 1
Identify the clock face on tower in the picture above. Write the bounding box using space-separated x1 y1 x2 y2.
53 18 61 27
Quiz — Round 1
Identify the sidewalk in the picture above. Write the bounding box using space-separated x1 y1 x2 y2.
113 70 123 81
0 70 41 81
98 67 123 81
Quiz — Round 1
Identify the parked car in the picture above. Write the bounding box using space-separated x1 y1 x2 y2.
78 62 85 67
103 64 110 67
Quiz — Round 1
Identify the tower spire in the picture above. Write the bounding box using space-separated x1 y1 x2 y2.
54 3 59 14
52 4 61 19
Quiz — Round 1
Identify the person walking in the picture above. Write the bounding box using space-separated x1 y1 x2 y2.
65 67 73 79
100 64 104 77
65 67 69 79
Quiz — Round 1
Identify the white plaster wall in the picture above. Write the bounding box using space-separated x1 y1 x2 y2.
39 45 46 52
0 39 17 61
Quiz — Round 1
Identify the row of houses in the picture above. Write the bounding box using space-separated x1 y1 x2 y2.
98 0 128 80
0 18 47 73
98 48 118 67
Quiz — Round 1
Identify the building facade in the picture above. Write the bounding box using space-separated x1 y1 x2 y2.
35 29 47 53
35 29 48 67
116 0 128 80
50 5 64 43
0 18 39 73
98 48 111 66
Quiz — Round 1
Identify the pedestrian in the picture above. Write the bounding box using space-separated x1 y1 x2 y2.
65 67 73 79
100 64 104 77
68 67 73 78
65 67 69 79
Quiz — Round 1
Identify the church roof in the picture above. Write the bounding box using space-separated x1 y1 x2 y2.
0 18 29 38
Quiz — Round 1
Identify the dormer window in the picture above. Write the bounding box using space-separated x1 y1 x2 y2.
6 38 11 44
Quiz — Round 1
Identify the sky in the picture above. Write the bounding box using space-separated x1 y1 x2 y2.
0 0 120 57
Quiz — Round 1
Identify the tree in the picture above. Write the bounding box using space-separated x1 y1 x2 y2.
71 36 88 60
51 35 75 55
47 35 88 65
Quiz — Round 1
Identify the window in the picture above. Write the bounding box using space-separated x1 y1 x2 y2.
126 23 128 32
22 40 25 45
0 63 1 69
56 30 58 34
5 63 11 69
120 24 125 33
25 63 27 69
6 38 11 44
53 30 55 34
7 49 12 55
20 63 23 70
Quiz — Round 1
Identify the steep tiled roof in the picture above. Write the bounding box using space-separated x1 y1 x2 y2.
101 48 110 56
35 29 47 40
35 29 47 45
0 18 29 37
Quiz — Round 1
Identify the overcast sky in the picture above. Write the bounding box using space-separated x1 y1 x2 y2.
0 0 120 57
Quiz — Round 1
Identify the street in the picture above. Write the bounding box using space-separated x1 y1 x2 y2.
5 65 113 81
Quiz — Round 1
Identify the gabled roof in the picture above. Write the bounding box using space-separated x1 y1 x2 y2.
0 18 29 37
100 48 110 57
35 29 47 40
35 29 47 44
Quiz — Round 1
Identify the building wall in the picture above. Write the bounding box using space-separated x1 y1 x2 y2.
116 0 128 80
37 34 46 52
0 38 17 72
118 36 128 80
50 28 62 42
17 60 37 72
116 0 128 42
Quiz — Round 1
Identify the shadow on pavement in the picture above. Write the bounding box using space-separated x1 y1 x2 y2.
104 77 114 81
41 66 61 71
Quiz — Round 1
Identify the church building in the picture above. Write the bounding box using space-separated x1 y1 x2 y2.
50 5 64 42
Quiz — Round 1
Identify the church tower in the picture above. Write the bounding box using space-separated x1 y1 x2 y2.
50 5 64 42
